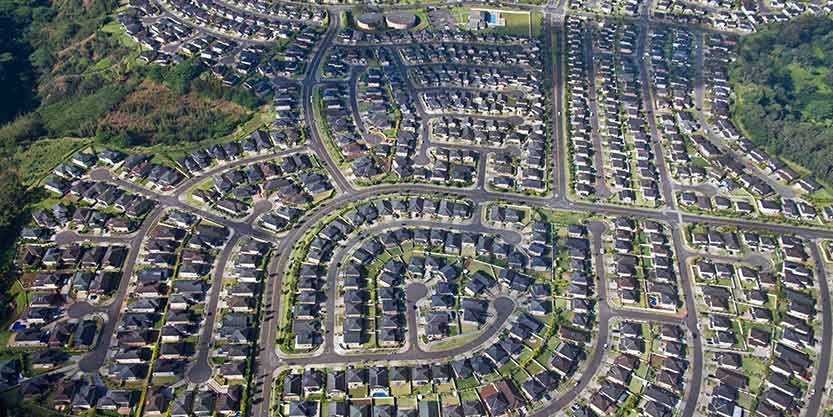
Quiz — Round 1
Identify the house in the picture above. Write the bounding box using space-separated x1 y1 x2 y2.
96 390 135 415
143 386 173 416
479 380 524 417
216 385 243 415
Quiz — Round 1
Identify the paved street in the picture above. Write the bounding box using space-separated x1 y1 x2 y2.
187 232 242 384
40 3 833 417
77 205 165 372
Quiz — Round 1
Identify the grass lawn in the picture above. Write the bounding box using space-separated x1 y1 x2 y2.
0 282 27 348
397 397 418 409
375 397 396 406
411 10 430 32
737 391 757 411
100 19 140 48
412 384 434 396
516 346 536 364
501 11 541 38
526 335 545 351
428 331 482 351
276 287 295 350
498 361 519 376
510 368 529 386
465 260 495 277
455 377 480 390
349 386 369 398
312 189 336 205
11 281 27 316
634 362 649 379
627 376 643 394
690 156 711 170
440 392 460 406
546 334 561 351
808 185 833 206
435 383 455 394
451 7 542 38
458 390 480 401
524 360 545 375
538 208 587 226
185 177 215 205
386 247 404 257
741 356 767 393
390 383 412 397
534 349 553 365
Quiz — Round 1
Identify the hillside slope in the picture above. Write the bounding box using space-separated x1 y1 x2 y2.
730 15 833 185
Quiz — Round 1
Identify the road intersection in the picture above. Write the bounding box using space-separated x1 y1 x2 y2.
61 4 833 417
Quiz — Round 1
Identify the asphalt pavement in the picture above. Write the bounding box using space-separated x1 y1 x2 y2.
63 5 833 417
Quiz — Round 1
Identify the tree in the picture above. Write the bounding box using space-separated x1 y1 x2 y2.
731 15 833 185
163 58 204 94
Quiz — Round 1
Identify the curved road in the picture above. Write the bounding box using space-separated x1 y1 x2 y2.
65 6 833 417
314 215 524 356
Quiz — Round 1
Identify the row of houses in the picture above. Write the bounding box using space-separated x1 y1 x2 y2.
648 28 694 113
105 213 228 395
323 46 374 79
211 238 271 385
571 0 643 16
421 89 544 119
42 150 154 235
337 27 533 47
11 265 108 350
410 64 539 93
322 84 375 168
281 226 596 416
358 67 396 136
11 265 112 348
698 32 829 207
281 369 530 417
32 198 146 237
707 342 815 417
586 322 688 417
21 242 127 275
120 154 185 190
431 116 522 148
337 225 535 348
194 152 332 217
609 217 680 311
399 42 540 69
119 12 192 57
565 17 601 198
340 259 404 349
594 21 663 205
690 232 821 416
356 53 423 181
414 147 478 186
213 0 325 24
657 0 830 33
166 0 305 41
288 197 474 350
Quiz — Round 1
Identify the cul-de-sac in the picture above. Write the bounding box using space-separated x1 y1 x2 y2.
1 1 833 417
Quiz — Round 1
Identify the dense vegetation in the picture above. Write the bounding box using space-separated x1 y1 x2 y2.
730 15 833 185
95 76 251 148
0 0 267 323
0 0 268 150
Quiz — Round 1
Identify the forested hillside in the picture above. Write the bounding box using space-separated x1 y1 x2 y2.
0 0 265 295
730 15 833 185
0 0 264 151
